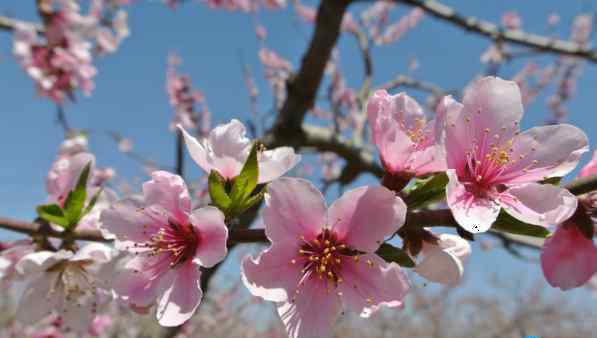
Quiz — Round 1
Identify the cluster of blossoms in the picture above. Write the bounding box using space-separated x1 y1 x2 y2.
1 76 595 338
166 53 210 135
13 0 129 104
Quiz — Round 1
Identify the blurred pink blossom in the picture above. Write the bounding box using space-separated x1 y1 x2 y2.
501 11 522 30
378 8 424 45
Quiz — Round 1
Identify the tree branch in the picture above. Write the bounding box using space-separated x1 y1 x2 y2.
271 0 352 139
0 15 42 32
391 0 597 62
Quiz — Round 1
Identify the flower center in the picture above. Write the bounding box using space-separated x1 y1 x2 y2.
141 219 199 268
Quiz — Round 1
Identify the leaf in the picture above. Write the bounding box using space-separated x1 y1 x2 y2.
375 243 416 268
403 172 448 209
541 176 562 186
235 189 265 215
492 211 550 238
82 188 103 217
209 170 232 211
62 162 92 227
36 204 69 227
230 143 259 206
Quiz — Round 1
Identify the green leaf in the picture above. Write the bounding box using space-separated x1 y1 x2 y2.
229 143 259 206
403 172 448 209
375 243 415 268
235 189 265 215
541 176 562 186
208 170 232 211
62 162 92 227
36 204 69 227
82 188 103 217
492 211 550 238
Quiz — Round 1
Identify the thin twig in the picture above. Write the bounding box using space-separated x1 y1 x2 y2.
389 0 597 62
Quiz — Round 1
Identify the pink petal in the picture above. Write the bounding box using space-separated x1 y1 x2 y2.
446 170 500 233
156 261 203 327
579 150 597 177
541 225 597 290
71 243 113 264
143 171 191 224
257 147 301 183
17 273 59 325
241 243 302 302
414 234 471 286
263 178 326 243
461 76 523 145
498 124 588 184
338 254 409 317
206 119 251 177
46 152 95 206
499 183 577 226
113 256 173 308
277 278 340 338
189 206 228 268
179 125 212 175
437 95 468 175
100 198 162 247
328 186 406 252
16 250 71 275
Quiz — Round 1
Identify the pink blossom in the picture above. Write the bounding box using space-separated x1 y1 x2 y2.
378 8 424 45
413 233 471 286
88 314 113 336
579 150 597 177
367 90 446 179
294 2 359 33
540 224 597 290
242 178 410 338
255 24 267 41
480 45 505 64
0 239 35 287
570 14 593 45
501 11 522 30
30 326 65 338
179 119 300 183
58 133 89 157
47 152 96 207
15 243 114 333
548 13 560 26
441 76 588 233
100 171 228 326
166 54 205 132
361 1 394 42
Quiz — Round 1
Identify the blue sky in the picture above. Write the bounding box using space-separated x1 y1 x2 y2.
0 0 596 309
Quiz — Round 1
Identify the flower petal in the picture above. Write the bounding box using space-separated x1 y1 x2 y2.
241 243 302 303
499 183 577 226
143 171 191 224
263 178 326 243
446 170 500 233
205 119 251 179
46 152 95 206
414 234 471 286
113 256 172 308
277 278 340 338
156 261 203 327
338 254 409 318
461 76 523 144
190 206 228 268
71 243 113 264
17 273 59 325
437 95 469 175
328 186 406 252
541 225 597 290
100 198 161 248
179 125 213 175
499 124 588 184
257 147 301 183
16 250 71 275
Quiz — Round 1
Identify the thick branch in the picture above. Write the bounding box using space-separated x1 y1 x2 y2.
392 0 597 62
271 0 352 139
